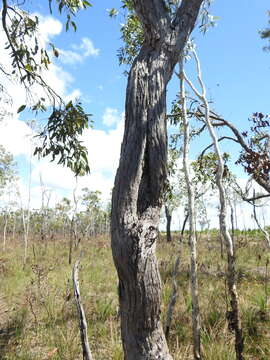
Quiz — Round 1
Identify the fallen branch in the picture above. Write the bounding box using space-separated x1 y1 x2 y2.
73 260 93 360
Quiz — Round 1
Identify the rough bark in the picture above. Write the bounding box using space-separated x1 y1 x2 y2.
111 1 204 359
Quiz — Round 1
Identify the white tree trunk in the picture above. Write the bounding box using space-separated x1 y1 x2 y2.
179 58 201 360
184 50 244 360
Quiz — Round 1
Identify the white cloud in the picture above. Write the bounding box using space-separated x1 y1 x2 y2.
0 118 34 156
83 118 124 174
13 116 124 207
0 13 83 114
0 11 118 209
58 37 99 65
64 88 82 103
58 49 84 65
102 107 124 127
36 14 63 43
73 37 100 57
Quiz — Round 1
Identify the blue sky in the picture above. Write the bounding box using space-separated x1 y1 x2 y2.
0 0 270 227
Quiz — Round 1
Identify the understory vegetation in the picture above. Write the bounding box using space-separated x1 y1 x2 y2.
0 231 269 360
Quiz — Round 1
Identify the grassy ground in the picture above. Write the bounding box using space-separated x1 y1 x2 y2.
0 232 269 359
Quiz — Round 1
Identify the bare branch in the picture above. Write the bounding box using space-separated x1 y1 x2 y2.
199 136 239 159
233 182 270 204
73 260 93 360
185 48 244 360
252 190 270 248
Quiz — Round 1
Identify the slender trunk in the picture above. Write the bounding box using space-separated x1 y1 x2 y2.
165 205 172 242
73 260 93 360
220 234 224 259
69 179 79 264
3 212 9 251
240 204 247 243
180 59 201 359
185 50 244 359
22 207 30 267
252 190 270 248
12 215 16 240
234 198 238 232
179 211 189 243
230 203 235 250
111 2 203 358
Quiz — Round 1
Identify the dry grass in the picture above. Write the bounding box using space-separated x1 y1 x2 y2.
0 231 269 359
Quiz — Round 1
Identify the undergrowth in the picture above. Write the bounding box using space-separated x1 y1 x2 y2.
0 232 269 359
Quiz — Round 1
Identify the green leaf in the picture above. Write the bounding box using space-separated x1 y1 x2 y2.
83 0 92 7
53 48 59 57
71 21 77 32
17 105 26 113
108 8 118 18
25 63 33 72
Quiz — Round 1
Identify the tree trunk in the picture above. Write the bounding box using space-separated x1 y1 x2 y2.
179 211 189 243
165 205 172 242
180 60 201 359
252 190 270 248
111 1 204 359
184 50 244 359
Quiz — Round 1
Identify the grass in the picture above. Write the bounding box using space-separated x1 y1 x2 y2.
0 232 269 359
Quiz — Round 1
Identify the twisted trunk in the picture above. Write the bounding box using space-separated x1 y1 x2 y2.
111 1 203 358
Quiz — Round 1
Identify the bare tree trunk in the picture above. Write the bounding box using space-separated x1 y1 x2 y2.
179 58 201 360
179 211 189 243
73 260 93 360
184 50 244 360
252 190 270 248
230 203 235 249
69 179 79 264
111 2 204 359
165 205 172 242
3 210 9 251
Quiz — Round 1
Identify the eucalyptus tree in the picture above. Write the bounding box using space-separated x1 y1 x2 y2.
1 0 92 176
178 57 201 359
55 197 72 239
260 10 270 51
0 145 16 191
251 189 270 248
111 1 206 358
81 188 103 237
0 145 17 250
184 49 244 360
2 0 208 357
163 149 182 242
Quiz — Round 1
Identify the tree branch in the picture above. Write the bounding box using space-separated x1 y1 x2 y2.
172 0 204 30
73 260 93 360
199 136 240 159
